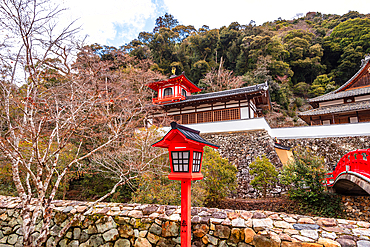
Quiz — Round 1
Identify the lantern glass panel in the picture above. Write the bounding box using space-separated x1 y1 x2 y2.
171 151 190 172
192 151 202 173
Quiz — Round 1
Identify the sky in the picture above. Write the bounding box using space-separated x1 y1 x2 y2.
61 0 370 47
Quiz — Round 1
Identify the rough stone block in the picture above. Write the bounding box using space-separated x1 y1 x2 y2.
214 225 231 239
102 228 119 242
161 221 179 237
114 239 131 247
293 224 320 230
253 218 273 231
357 240 370 247
274 221 293 229
317 237 341 247
252 234 279 247
96 216 117 233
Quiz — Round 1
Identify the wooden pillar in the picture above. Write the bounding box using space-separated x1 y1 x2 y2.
181 179 192 247
247 98 250 119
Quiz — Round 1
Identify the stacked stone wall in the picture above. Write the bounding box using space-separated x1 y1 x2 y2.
279 136 370 170
201 130 282 198
201 131 370 198
342 196 370 222
1 195 370 247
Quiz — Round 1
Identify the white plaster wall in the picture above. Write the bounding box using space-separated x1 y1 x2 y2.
271 122 370 139
240 106 255 119
161 118 370 139
240 107 250 119
176 118 271 134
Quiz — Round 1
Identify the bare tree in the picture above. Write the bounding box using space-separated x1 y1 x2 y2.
0 0 165 246
200 57 244 93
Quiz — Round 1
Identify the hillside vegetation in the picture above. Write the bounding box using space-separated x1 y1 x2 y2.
1 10 370 205
93 11 370 126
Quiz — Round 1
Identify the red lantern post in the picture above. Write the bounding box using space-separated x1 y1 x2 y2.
152 122 219 246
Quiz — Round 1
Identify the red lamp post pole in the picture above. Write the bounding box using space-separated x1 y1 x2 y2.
151 122 219 246
180 179 192 247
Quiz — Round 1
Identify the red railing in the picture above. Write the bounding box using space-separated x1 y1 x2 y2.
326 148 370 186
152 94 186 104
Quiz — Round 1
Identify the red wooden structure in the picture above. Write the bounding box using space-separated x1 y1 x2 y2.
147 73 201 105
152 122 219 246
326 148 370 195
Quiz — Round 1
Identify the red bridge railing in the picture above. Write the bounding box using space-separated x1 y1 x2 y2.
326 148 370 186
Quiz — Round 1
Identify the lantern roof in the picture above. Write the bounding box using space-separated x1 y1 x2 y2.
152 122 219 149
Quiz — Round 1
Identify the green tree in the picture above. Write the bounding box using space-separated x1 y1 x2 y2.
309 74 337 96
149 27 179 74
281 149 326 200
199 146 238 204
131 172 181 206
293 81 310 97
249 155 278 197
280 149 342 217
323 18 370 84
153 13 179 33
173 25 196 42
217 23 244 72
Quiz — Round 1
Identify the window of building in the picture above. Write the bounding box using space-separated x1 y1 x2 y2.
171 108 240 125
322 120 330 125
163 88 173 97
350 117 358 123
181 89 187 97
344 97 355 103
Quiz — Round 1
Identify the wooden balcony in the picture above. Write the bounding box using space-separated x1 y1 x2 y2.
152 94 186 105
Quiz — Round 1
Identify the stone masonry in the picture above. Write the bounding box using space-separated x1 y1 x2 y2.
201 131 370 198
201 130 282 198
1 195 370 247
280 136 370 170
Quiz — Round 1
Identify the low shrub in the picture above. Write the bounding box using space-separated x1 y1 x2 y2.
281 148 344 217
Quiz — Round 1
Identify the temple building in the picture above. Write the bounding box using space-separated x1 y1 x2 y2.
147 72 271 125
299 56 370 125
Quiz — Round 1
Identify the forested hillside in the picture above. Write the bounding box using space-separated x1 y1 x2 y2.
90 11 370 126
5 1 370 234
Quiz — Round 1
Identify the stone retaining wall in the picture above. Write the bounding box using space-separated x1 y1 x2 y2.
201 130 282 198
201 131 370 198
1 195 370 247
279 137 370 170
342 196 370 222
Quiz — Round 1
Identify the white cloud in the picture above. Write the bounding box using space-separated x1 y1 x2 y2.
163 0 370 28
60 0 158 45
56 0 370 46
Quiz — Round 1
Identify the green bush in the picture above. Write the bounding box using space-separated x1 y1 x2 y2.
131 146 237 206
249 155 278 197
281 149 344 217
131 172 182 206
199 146 238 204
67 173 134 202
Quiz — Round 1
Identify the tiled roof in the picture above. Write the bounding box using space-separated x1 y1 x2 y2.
274 143 292 151
308 87 370 103
163 82 269 106
174 123 219 148
334 56 370 93
298 100 370 116
309 56 370 103
148 72 201 93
